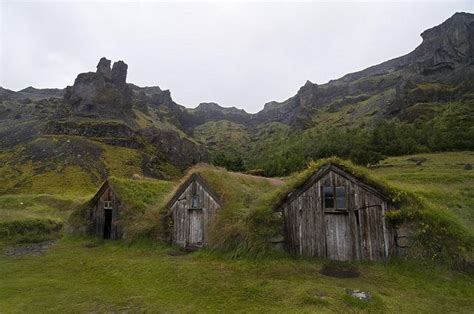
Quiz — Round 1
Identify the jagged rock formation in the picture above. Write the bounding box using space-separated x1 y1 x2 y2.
0 12 472 180
64 57 132 118
0 57 209 181
96 57 112 79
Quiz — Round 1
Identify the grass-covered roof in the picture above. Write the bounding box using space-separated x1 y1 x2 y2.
272 157 409 210
165 163 284 213
105 176 175 212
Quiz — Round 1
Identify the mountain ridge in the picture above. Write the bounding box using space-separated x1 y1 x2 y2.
3 12 472 119
1 12 473 182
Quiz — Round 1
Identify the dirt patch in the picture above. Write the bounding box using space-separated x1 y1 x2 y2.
4 239 58 257
166 248 191 256
84 242 99 248
319 262 360 278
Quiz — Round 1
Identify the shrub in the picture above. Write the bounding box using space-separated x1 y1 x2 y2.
0 219 63 243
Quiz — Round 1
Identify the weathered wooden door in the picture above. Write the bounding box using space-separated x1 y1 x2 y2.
187 209 203 246
324 213 353 261
358 206 386 260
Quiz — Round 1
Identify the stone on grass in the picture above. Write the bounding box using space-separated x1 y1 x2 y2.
346 289 372 301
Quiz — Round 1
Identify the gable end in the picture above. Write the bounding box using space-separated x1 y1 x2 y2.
281 164 388 209
167 173 223 209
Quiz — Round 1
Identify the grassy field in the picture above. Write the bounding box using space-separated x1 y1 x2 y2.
0 194 81 222
0 152 473 312
0 237 473 313
373 152 474 231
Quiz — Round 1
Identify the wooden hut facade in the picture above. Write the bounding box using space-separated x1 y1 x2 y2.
89 180 122 240
83 177 174 241
279 164 395 261
168 173 223 249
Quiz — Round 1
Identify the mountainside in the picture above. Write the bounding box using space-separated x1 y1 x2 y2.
1 12 473 185
0 57 209 193
190 12 474 175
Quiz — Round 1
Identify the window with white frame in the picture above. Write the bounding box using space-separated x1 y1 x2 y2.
104 201 113 209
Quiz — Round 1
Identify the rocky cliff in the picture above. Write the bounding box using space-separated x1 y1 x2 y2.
0 58 207 183
1 12 472 181
249 12 474 127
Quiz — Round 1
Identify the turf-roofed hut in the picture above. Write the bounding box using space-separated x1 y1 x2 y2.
80 177 175 240
278 162 396 261
167 173 223 249
166 164 284 250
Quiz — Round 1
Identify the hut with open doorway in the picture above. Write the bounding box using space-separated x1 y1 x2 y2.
70 176 175 240
278 161 396 261
166 164 284 250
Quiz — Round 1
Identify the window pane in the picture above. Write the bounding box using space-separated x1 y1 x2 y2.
323 187 334 209
336 186 346 209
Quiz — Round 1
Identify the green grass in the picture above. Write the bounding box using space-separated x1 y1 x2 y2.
0 194 80 222
0 237 472 313
101 145 144 178
373 152 474 231
194 120 251 155
0 194 78 244
0 152 473 311
187 165 284 212
0 136 155 197
0 219 63 243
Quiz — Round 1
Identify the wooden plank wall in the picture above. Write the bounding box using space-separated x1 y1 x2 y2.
91 186 122 240
282 170 395 261
171 179 221 247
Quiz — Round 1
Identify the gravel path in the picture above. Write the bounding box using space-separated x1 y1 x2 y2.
4 240 58 257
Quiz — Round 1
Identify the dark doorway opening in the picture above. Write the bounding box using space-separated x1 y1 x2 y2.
103 209 112 239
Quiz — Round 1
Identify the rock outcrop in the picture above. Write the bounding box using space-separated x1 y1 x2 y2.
96 57 112 79
64 57 132 118
253 12 474 127
111 61 128 89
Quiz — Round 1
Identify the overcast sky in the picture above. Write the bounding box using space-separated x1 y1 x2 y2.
1 1 472 113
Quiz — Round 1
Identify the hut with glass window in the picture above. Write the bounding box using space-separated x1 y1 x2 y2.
278 163 396 261
167 173 223 249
